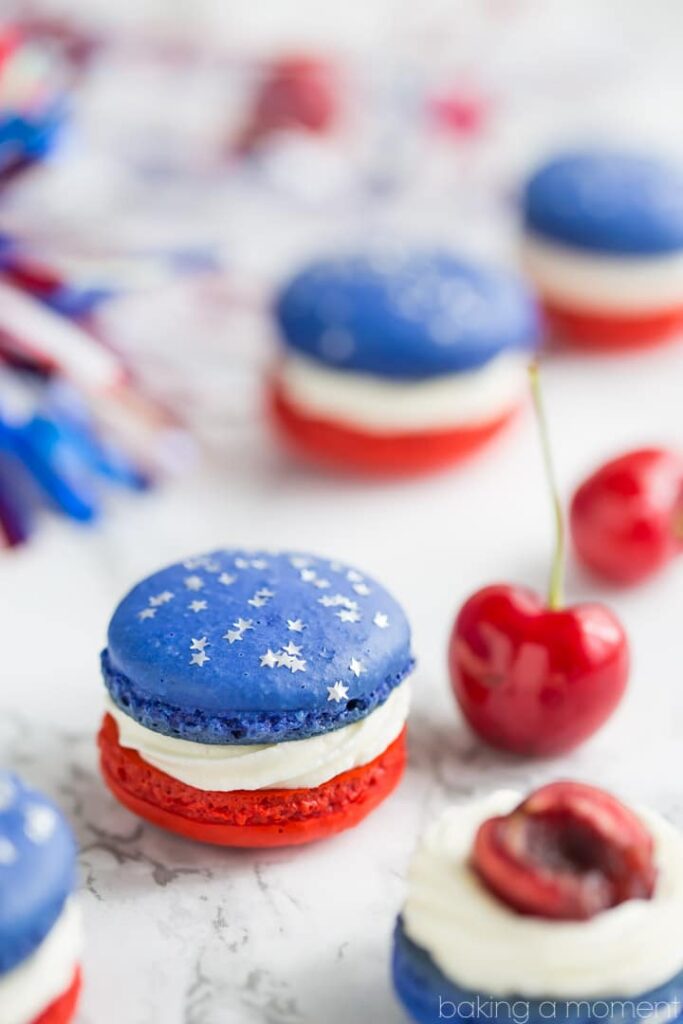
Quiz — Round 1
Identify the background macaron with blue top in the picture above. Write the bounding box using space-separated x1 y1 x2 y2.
0 773 81 1024
99 548 414 846
271 249 539 474
521 149 683 349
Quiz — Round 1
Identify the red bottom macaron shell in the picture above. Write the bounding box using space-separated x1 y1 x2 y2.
98 714 406 847
544 300 683 351
33 967 81 1024
270 382 517 475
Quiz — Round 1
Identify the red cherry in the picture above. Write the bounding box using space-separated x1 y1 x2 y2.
570 448 683 585
472 781 656 920
450 585 628 755
449 364 629 755
236 56 338 154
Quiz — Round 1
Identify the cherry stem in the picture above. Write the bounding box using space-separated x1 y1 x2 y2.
529 361 565 611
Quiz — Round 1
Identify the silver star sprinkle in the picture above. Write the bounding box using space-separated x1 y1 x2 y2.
349 658 366 678
283 641 302 655
218 573 236 586
188 600 207 613
248 596 267 608
373 612 389 629
300 569 317 582
251 559 268 570
337 609 361 623
259 649 279 668
190 650 210 667
24 804 57 844
318 594 358 610
190 636 209 651
235 618 253 632
184 575 204 591
224 618 253 643
327 681 349 702
149 590 174 607
353 583 371 596
290 556 311 569
346 570 363 583
287 619 305 633
313 578 331 589
138 608 156 621
0 838 17 865
289 657 307 673
235 558 249 569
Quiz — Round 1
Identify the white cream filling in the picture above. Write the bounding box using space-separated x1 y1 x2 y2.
276 351 528 433
403 790 683 999
521 233 683 314
106 682 410 791
0 900 81 1024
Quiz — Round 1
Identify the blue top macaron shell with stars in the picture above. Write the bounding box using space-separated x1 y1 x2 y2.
274 251 540 379
523 150 683 256
102 550 414 745
0 773 77 975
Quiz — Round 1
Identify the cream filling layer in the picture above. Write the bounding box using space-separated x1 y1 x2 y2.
276 351 528 433
521 233 683 314
403 790 683 999
0 900 81 1024
106 682 410 791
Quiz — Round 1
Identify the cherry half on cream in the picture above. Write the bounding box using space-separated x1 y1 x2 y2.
449 364 629 756
571 448 683 585
472 781 657 920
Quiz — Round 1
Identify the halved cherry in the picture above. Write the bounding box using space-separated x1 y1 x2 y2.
472 781 656 920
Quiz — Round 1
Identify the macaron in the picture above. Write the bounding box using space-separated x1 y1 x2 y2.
0 773 82 1024
270 250 540 474
98 549 414 847
522 149 683 349
392 783 683 1024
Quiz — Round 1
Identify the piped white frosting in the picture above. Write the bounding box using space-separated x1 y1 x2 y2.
106 681 410 791
522 233 683 314
276 351 528 433
403 790 683 998
0 900 81 1024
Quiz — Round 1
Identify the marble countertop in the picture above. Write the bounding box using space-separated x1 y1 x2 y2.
4 335 683 1023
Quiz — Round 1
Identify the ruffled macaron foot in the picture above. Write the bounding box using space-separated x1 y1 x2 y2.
99 714 406 846
270 383 518 475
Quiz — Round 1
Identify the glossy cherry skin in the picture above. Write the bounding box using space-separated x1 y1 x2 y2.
449 585 629 756
570 448 683 585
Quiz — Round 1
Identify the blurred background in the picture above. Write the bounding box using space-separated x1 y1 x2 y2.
4 2 683 1022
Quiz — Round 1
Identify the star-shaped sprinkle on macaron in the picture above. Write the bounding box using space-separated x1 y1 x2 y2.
353 583 371 596
24 804 57 844
373 613 389 629
184 575 204 591
300 569 317 582
188 600 207 613
337 608 361 623
0 838 17 865
224 618 254 644
190 636 209 651
235 618 253 632
260 649 279 668
349 657 366 678
149 590 174 607
346 570 363 583
190 650 210 667
289 657 307 673
252 559 268 570
218 573 236 586
235 558 249 569
282 640 302 655
287 619 305 633
248 595 267 608
138 608 156 621
327 681 349 703
290 556 311 569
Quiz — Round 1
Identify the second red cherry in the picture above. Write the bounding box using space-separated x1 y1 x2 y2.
570 448 683 585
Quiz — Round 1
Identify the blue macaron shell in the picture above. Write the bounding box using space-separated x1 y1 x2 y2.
0 773 77 976
274 251 539 380
523 150 683 255
392 918 683 1024
103 550 414 744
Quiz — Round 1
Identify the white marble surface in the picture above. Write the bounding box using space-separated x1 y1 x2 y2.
4 336 683 1023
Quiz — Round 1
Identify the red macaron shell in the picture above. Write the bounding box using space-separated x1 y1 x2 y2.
270 382 518 475
98 714 406 847
543 299 683 351
32 967 81 1024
